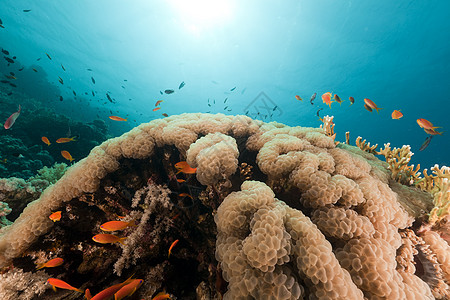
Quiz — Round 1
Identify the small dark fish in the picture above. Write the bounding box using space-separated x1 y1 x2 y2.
12 56 16 59
45 53 51 60
10 72 15 76
273 106 277 111
7 92 12 96
0 80 9 83
230 87 236 91
59 96 63 101
349 97 355 105
1 48 9 55
92 91 95 96
213 99 215 104
164 89 174 94
23 9 31 12
121 85 125 89
0 18 3 25
61 64 65 71
4 56 14 63
87 68 92 71
106 93 114 103
36 57 41 61
316 107 323 119
5 75 16 79
224 98 228 103
179 81 185 89
58 76 63 84
73 90 77 96
419 136 432 151
224 106 228 110
310 93 317 105
208 103 211 107
160 91 163 95
32 68 37 72
84 92 88 95
91 77 95 84
124 79 127 81
0 24 4 29
18 67 24 71
9 83 17 87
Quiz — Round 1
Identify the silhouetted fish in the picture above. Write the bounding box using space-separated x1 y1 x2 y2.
4 56 14 63
61 64 65 71
1 49 9 55
23 9 31 12
419 136 432 151
230 87 236 91
7 92 12 96
18 67 24 71
9 83 17 87
179 81 185 89
87 68 92 71
59 96 63 101
0 80 9 83
91 77 95 84
46 53 52 60
165 89 174 94
73 90 77 96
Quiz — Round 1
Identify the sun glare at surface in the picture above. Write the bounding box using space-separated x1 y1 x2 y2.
169 0 234 33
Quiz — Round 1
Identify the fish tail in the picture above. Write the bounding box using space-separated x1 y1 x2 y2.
375 107 383 113
118 237 127 245
75 288 84 293
36 263 45 270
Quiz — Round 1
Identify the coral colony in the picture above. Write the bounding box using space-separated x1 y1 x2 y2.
0 113 449 299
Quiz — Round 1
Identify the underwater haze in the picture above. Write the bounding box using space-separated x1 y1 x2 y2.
0 0 449 174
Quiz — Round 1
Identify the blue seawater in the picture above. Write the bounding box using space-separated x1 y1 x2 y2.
0 0 449 174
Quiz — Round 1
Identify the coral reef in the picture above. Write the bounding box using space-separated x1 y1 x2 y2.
0 90 108 178
0 113 448 299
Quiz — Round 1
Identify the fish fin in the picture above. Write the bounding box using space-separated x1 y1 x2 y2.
375 107 383 113
85 288 92 300
52 285 57 292
118 237 127 245
76 288 84 293
36 263 45 270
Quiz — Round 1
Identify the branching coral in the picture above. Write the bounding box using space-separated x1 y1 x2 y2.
355 136 379 154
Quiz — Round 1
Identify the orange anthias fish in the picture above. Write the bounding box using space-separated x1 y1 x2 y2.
49 211 62 222
56 136 77 143
333 94 343 105
61 150 74 162
47 278 83 293
321 92 333 108
391 110 403 119
364 98 382 113
155 100 163 106
36 257 64 270
152 292 171 300
153 107 161 112
85 275 135 300
162 113 169 117
109 116 127 121
100 220 136 232
114 279 144 300
175 161 197 174
178 193 193 199
41 136 51 146
295 95 302 101
423 128 443 135
92 233 126 244
168 239 179 258
416 118 440 130
4 104 21 129
349 96 355 105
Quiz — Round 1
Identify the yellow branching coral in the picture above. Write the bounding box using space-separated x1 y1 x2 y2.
320 115 338 145
377 143 421 185
414 166 450 226
355 136 379 154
